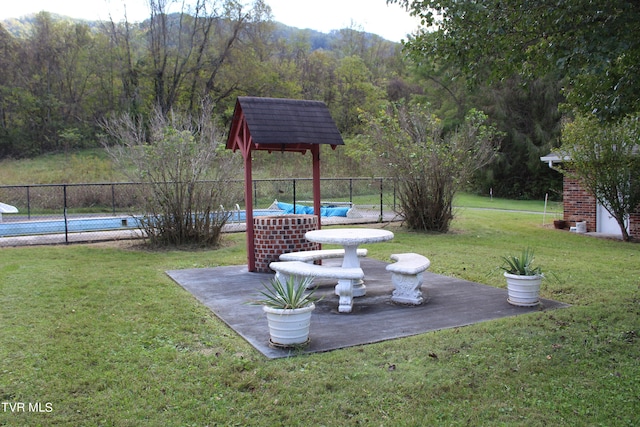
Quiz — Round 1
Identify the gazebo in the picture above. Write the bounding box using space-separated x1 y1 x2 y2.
226 96 345 271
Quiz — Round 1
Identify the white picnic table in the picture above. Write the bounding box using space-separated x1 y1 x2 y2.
305 228 394 312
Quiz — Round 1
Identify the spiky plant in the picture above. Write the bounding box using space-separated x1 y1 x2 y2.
253 275 319 309
500 247 543 276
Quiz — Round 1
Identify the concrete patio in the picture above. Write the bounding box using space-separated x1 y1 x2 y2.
167 258 569 359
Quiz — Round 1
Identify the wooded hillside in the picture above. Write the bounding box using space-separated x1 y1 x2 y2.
0 0 564 199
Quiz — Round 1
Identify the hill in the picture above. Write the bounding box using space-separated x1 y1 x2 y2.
1 13 396 47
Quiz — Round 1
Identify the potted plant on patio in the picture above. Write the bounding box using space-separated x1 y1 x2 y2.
251 275 319 348
499 247 543 307
553 219 567 229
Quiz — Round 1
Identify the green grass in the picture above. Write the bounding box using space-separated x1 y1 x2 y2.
0 149 118 184
1 209 638 426
454 192 562 213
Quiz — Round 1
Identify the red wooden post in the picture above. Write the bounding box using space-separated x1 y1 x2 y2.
312 144 321 231
232 118 257 272
244 150 255 271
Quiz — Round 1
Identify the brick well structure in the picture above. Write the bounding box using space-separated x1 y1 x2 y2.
226 97 345 271
253 215 319 273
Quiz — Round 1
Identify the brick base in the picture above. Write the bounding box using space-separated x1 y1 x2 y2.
253 215 319 273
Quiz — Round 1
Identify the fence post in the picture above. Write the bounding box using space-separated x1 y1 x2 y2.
111 184 116 216
253 180 258 206
27 186 31 219
393 178 397 211
292 179 297 210
349 178 353 204
63 184 69 244
379 178 383 222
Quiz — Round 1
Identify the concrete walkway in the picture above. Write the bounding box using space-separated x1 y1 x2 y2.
167 258 569 359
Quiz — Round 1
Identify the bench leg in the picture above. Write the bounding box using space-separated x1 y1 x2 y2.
352 279 366 297
335 278 354 313
391 272 425 305
334 278 365 298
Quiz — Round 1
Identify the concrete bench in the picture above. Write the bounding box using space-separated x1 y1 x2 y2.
279 248 368 263
269 260 364 313
386 253 431 305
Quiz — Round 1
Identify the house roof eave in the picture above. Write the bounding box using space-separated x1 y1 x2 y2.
540 152 571 168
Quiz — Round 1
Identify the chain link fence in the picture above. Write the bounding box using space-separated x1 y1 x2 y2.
0 178 399 246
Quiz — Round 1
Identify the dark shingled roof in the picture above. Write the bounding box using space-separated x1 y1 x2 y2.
226 97 344 152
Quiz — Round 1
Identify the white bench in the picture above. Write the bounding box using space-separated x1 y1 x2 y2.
386 253 431 305
269 261 364 313
279 248 368 263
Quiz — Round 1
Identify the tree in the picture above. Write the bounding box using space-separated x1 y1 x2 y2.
472 75 565 199
101 100 241 247
146 0 247 114
364 103 501 232
299 49 338 104
559 113 640 241
2 8 408 159
397 28 564 199
101 16 143 116
333 55 383 134
0 23 21 156
390 0 640 121
20 13 67 153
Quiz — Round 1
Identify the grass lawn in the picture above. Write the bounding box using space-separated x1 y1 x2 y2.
1 209 638 426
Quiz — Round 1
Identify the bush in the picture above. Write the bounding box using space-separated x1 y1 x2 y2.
102 101 241 247
364 103 501 232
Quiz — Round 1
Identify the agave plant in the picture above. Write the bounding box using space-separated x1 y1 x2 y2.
252 275 320 309
500 247 543 276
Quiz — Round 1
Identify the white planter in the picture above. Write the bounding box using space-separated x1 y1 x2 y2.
263 304 315 347
504 272 542 307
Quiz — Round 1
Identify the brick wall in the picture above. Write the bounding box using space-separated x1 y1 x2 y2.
253 215 319 273
629 212 640 239
562 175 596 232
563 173 640 238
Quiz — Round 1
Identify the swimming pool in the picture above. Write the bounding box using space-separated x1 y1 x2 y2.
0 216 142 237
0 209 284 238
226 208 283 222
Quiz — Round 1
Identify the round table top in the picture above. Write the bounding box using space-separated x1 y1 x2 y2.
305 228 394 245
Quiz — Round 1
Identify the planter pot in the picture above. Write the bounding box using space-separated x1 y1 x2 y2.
263 304 315 347
504 272 542 307
553 220 566 229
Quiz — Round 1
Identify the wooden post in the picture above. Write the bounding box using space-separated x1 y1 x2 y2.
312 144 321 231
244 151 255 271
235 118 256 272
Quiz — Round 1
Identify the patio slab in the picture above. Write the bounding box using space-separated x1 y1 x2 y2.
166 258 569 359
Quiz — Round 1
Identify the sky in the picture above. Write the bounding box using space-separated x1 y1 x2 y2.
0 0 421 42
